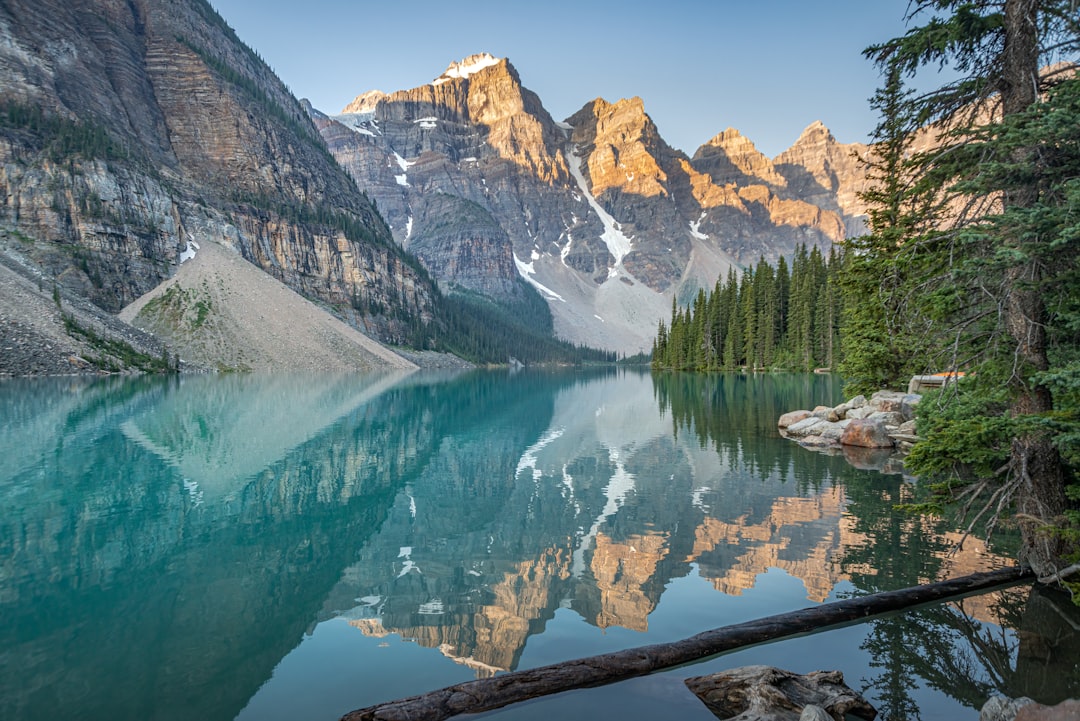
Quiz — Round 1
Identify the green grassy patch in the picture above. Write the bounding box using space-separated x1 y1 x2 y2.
140 282 215 334
62 313 174 373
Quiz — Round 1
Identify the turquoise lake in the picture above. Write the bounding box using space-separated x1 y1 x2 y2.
1 369 1077 721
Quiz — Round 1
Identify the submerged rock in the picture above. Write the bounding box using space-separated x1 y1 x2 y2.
981 696 1035 721
1015 699 1080 721
842 445 897 472
684 665 877 721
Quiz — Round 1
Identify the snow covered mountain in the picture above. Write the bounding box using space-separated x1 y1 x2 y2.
310 53 869 355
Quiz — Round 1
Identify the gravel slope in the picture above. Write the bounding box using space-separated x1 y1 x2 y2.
0 237 175 376
119 239 417 373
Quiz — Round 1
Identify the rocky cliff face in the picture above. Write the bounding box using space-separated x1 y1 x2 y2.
692 128 788 188
773 121 871 237
312 54 578 308
318 54 867 353
0 0 436 355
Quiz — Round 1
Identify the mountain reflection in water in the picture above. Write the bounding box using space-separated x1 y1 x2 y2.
0 370 1075 721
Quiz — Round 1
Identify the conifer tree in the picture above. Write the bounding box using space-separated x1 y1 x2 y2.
859 0 1080 577
839 59 930 394
652 247 841 373
722 267 743 369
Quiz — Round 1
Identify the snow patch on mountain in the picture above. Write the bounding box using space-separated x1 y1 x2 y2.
335 113 379 137
180 237 199 263
689 212 709 240
433 53 501 85
392 152 414 186
567 145 632 267
514 253 565 302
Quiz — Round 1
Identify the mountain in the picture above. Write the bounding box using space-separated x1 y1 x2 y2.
0 0 436 374
0 8 872 369
316 54 869 354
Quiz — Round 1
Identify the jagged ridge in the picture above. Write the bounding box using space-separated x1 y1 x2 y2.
315 53 869 354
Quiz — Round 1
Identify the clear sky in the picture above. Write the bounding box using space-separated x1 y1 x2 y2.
209 0 920 158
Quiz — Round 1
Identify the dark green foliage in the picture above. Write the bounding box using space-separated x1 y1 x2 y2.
61 314 174 374
839 61 933 396
428 287 616 365
856 0 1080 578
651 244 840 371
0 101 130 163
618 351 652 365
910 383 1013 482
899 76 1080 571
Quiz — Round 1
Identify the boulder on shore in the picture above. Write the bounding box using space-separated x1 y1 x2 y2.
841 418 896 449
785 417 828 438
869 390 921 421
778 389 920 451
778 410 813 429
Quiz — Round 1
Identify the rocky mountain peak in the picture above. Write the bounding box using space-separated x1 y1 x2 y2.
314 55 866 355
693 127 786 188
568 96 670 201
785 120 835 152
433 52 502 85
704 127 746 145
341 89 387 115
773 121 870 236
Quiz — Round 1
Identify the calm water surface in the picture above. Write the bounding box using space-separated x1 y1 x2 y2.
1 370 1076 721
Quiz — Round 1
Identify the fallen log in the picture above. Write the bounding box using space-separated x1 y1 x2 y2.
341 566 1034 721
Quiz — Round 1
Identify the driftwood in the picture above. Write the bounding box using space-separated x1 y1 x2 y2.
684 666 877 720
341 566 1034 721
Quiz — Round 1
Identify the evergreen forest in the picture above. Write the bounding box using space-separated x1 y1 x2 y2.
651 245 841 372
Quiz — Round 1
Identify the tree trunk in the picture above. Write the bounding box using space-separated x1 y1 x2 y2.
1000 0 1068 576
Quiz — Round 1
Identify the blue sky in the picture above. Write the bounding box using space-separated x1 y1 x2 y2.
210 0 920 157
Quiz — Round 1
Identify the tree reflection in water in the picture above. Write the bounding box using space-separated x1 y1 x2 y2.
3 370 1077 721
654 371 1079 719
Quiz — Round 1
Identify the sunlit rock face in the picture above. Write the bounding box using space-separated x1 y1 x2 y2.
0 0 435 345
314 54 864 354
772 121 872 237
693 129 789 188
314 54 571 306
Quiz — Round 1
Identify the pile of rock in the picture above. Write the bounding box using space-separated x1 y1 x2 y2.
778 390 923 451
